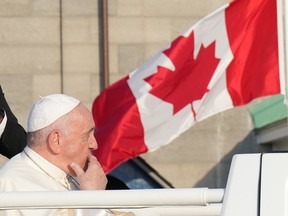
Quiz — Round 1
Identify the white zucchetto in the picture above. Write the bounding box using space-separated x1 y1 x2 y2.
27 94 80 132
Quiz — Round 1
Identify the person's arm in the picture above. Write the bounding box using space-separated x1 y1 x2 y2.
0 86 27 158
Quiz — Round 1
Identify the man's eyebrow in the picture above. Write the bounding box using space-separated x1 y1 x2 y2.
82 127 95 137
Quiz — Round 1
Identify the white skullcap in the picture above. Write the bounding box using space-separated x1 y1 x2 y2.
27 94 80 132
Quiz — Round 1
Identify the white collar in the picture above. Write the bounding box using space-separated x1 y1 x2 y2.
23 146 68 187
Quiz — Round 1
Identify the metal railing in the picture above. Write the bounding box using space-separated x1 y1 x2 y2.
0 188 224 216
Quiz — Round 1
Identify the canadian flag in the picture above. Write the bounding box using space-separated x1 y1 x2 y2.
92 0 284 173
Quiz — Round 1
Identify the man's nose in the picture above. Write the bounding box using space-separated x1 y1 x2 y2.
89 136 98 150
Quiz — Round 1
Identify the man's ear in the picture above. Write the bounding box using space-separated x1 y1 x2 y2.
47 130 61 154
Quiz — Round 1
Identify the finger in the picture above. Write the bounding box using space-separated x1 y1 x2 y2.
87 155 103 169
86 156 106 179
69 162 85 177
88 155 99 165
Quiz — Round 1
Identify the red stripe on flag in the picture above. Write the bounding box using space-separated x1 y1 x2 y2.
92 77 147 173
226 0 280 105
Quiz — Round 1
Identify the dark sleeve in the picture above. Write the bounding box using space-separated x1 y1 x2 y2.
106 175 129 190
0 85 27 158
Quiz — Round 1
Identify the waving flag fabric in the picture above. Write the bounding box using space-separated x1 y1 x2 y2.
92 0 284 173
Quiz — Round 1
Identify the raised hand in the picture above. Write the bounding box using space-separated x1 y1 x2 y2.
69 155 107 190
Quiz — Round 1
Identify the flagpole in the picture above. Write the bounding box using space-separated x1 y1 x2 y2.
277 0 286 99
285 0 288 98
283 0 288 143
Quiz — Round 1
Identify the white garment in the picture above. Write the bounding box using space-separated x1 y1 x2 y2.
0 146 112 216
0 111 7 138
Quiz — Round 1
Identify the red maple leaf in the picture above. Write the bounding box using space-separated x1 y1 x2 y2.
145 31 220 115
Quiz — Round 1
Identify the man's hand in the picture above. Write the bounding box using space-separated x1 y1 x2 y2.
69 155 107 190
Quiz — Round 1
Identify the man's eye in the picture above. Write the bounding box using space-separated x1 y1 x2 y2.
85 132 93 140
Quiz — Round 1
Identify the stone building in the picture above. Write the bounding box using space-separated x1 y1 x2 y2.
0 0 286 189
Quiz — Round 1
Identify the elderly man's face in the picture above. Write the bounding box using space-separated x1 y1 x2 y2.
61 104 98 175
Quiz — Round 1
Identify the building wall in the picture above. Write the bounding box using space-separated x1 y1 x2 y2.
0 0 269 188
